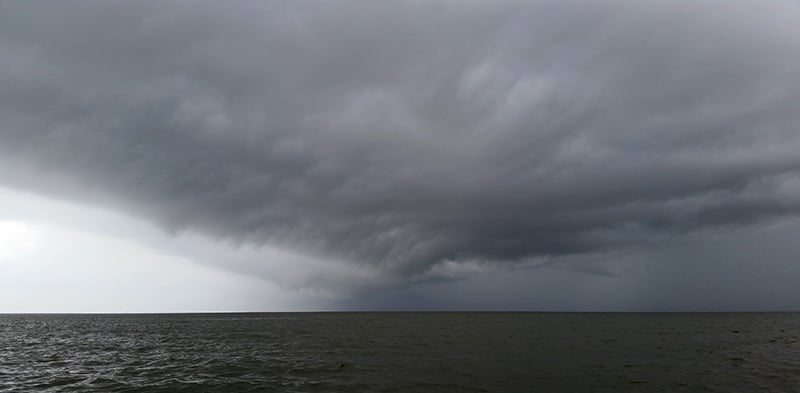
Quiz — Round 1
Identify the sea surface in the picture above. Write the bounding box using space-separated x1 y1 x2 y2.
1 313 799 392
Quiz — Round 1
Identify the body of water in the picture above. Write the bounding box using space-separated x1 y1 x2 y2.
1 312 799 392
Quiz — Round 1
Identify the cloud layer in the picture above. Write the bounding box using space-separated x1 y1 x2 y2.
2 0 800 284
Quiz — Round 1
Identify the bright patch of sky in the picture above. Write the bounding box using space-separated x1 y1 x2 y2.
0 188 318 313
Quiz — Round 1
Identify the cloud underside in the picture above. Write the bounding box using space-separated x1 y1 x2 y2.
1 0 799 281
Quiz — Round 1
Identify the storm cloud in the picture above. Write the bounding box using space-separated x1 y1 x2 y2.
2 0 800 286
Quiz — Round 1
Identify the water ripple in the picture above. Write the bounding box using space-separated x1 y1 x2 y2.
1 313 799 392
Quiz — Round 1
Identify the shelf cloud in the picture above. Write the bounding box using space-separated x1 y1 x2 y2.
2 0 800 288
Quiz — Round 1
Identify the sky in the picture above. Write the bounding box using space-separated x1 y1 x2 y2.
1 0 800 312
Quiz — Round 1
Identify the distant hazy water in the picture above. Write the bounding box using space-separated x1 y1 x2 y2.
1 313 799 392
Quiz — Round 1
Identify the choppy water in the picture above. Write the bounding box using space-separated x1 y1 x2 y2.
1 313 799 392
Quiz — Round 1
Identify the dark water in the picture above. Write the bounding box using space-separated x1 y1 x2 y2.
1 313 799 392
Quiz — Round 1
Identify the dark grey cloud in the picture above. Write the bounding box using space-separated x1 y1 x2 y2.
2 0 800 285
337 218 800 311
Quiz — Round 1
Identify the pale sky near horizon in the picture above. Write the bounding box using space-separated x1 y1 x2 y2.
0 187 327 312
2 0 800 312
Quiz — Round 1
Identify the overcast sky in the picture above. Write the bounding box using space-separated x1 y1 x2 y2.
2 0 800 312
